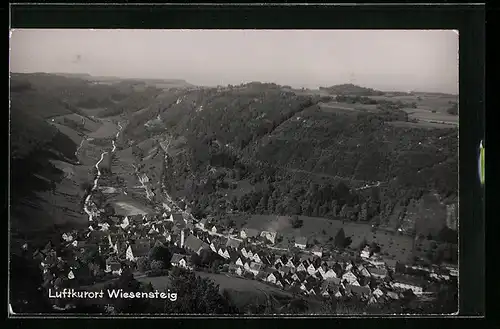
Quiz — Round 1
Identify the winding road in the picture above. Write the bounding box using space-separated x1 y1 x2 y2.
83 120 123 223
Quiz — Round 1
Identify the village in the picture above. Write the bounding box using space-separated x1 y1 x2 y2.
29 189 458 311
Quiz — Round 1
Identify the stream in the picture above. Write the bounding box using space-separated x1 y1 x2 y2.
83 121 123 224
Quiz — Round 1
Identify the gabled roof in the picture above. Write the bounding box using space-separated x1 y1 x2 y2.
346 284 371 296
368 267 388 276
171 253 186 264
184 235 209 253
130 241 150 257
241 228 260 237
226 238 242 249
311 245 323 252
295 236 307 245
249 262 263 272
171 213 184 222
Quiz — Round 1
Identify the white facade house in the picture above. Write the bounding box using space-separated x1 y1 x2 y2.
360 246 371 259
120 216 130 229
307 263 318 276
294 237 307 249
322 269 338 280
392 282 423 295
260 231 277 244
342 271 358 284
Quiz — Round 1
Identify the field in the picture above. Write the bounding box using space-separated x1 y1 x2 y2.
319 101 379 113
47 122 84 144
88 119 119 139
388 121 455 129
370 94 458 112
197 272 291 295
137 275 172 292
231 213 416 262
402 107 458 125
113 200 152 216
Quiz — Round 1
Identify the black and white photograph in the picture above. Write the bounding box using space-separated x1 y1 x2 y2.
9 29 459 315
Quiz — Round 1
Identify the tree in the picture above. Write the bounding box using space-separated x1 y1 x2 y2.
359 202 368 222
334 228 346 248
150 260 165 271
290 215 303 229
148 245 172 265
136 257 151 273
447 102 458 115
164 268 239 314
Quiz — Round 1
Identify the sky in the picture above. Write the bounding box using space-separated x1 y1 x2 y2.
10 29 459 94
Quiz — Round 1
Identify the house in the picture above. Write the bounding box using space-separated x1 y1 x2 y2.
278 266 293 277
228 249 240 263
384 258 397 271
171 253 191 269
345 284 371 298
360 245 371 259
260 230 277 244
226 237 242 250
68 270 75 280
358 266 372 278
311 246 323 258
184 234 210 255
369 267 388 279
386 291 399 300
286 256 300 268
235 266 244 276
125 242 150 262
373 288 384 299
211 226 218 234
307 263 318 276
342 271 358 284
325 277 341 285
240 247 250 259
368 295 378 305
291 271 307 282
392 275 425 295
253 251 265 264
294 236 307 249
120 217 130 229
235 257 245 267
169 213 184 223
296 262 307 272
105 258 122 276
247 262 263 276
267 271 283 285
274 254 288 267
240 228 260 240
218 248 230 260
62 233 74 242
195 218 208 230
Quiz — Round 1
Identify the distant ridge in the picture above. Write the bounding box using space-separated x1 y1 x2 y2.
319 83 385 96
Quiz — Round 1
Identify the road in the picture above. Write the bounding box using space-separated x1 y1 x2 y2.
82 119 123 224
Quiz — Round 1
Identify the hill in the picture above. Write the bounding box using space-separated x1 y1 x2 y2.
319 84 385 96
142 82 458 236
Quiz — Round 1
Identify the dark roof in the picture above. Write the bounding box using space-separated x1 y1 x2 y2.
184 235 209 253
295 236 307 245
171 213 184 222
242 228 260 238
226 238 242 249
346 284 371 296
130 241 150 257
368 267 388 276
171 253 186 264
